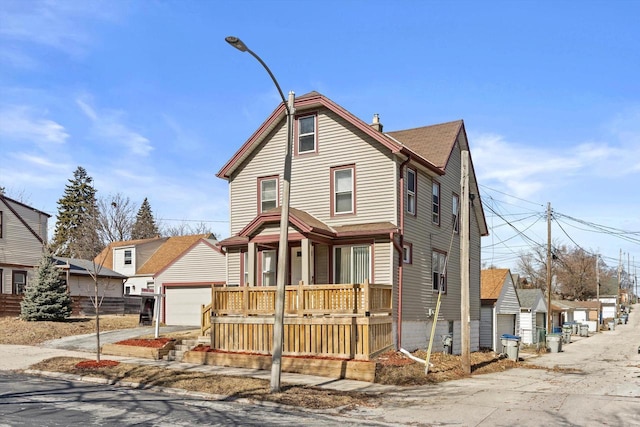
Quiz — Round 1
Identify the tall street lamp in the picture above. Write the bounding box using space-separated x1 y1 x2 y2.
225 36 294 393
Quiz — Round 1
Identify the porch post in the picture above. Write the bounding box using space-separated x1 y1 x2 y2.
301 238 311 286
248 242 256 287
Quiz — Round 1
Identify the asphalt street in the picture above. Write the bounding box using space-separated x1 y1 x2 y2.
1 306 639 426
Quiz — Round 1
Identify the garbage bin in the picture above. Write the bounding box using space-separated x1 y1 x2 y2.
579 323 589 337
562 325 572 344
622 313 629 324
442 334 453 354
547 333 562 353
608 320 615 331
500 334 521 361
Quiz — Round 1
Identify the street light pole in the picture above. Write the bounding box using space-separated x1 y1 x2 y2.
225 36 295 393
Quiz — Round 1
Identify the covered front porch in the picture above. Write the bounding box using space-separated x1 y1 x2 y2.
200 280 393 360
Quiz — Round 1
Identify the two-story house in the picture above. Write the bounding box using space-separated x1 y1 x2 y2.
0 194 50 295
216 92 488 354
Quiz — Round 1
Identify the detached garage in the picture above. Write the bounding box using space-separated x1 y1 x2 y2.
164 285 214 326
154 238 226 326
480 268 520 351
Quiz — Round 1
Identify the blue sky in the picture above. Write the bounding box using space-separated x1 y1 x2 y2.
1 0 639 276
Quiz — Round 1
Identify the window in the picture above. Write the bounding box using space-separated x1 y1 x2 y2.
13 271 27 295
297 114 316 154
407 168 416 215
125 286 131 295
452 193 460 234
262 250 276 286
334 245 369 284
258 176 278 213
124 249 132 265
403 243 412 264
332 165 354 215
0 211 3 238
147 281 155 291
432 251 447 292
242 251 249 285
432 182 440 225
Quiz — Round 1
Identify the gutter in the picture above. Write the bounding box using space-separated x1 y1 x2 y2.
394 155 411 350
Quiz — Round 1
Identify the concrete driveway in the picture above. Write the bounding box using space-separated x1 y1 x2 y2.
354 304 640 426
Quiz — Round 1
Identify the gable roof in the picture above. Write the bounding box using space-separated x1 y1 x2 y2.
137 234 212 275
153 237 224 277
481 268 511 300
0 194 50 244
54 257 127 279
95 237 166 270
516 288 545 309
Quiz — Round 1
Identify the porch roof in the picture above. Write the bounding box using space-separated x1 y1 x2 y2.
218 207 398 248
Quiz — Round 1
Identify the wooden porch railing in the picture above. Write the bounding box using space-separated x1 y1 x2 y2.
200 281 393 360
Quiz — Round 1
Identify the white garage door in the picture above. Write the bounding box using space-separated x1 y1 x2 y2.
497 314 516 344
165 286 212 326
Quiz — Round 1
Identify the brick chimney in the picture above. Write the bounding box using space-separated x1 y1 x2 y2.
370 114 383 132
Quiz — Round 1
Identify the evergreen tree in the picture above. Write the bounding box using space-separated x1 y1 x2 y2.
20 252 72 321
51 166 101 257
131 198 159 240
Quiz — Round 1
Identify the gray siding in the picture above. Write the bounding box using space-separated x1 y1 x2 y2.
156 240 226 285
226 248 241 286
314 244 329 284
228 107 398 236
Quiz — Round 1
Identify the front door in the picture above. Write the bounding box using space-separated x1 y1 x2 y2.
291 247 302 285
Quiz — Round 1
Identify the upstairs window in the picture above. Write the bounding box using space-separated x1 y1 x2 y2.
452 193 460 234
124 249 132 265
403 243 412 264
407 168 416 215
258 176 279 213
432 182 440 225
331 165 355 215
297 114 316 154
432 251 447 293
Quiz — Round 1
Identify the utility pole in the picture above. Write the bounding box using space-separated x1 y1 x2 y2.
617 249 622 319
460 150 470 374
546 202 552 334
596 254 600 331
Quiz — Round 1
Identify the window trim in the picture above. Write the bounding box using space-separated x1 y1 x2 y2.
407 168 417 216
432 181 441 226
432 250 447 293
241 250 249 286
12 270 27 295
257 175 280 213
452 193 460 234
124 249 132 265
261 249 277 287
403 243 413 264
294 112 318 156
330 164 356 217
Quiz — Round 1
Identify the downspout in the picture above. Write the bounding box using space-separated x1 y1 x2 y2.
395 155 411 350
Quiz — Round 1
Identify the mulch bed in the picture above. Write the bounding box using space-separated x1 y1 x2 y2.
114 338 173 348
75 360 120 369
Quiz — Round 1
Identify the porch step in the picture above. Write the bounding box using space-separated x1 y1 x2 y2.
165 338 207 362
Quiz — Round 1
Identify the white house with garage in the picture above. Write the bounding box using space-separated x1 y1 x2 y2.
480 268 520 351
516 288 547 344
154 238 226 326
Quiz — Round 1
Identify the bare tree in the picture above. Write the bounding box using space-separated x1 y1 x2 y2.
516 244 549 290
160 221 218 239
97 193 137 245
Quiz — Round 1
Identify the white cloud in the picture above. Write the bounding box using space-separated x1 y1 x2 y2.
0 0 121 58
0 105 69 144
76 96 153 156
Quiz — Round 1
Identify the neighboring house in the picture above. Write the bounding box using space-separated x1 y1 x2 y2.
216 91 488 354
0 195 50 295
480 268 520 351
154 238 226 326
54 257 126 298
96 235 212 295
516 288 547 344
597 296 617 320
557 300 600 324
550 301 573 331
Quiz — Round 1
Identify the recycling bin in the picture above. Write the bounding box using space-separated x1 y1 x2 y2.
547 333 562 353
579 323 589 337
562 325 572 344
500 334 521 361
